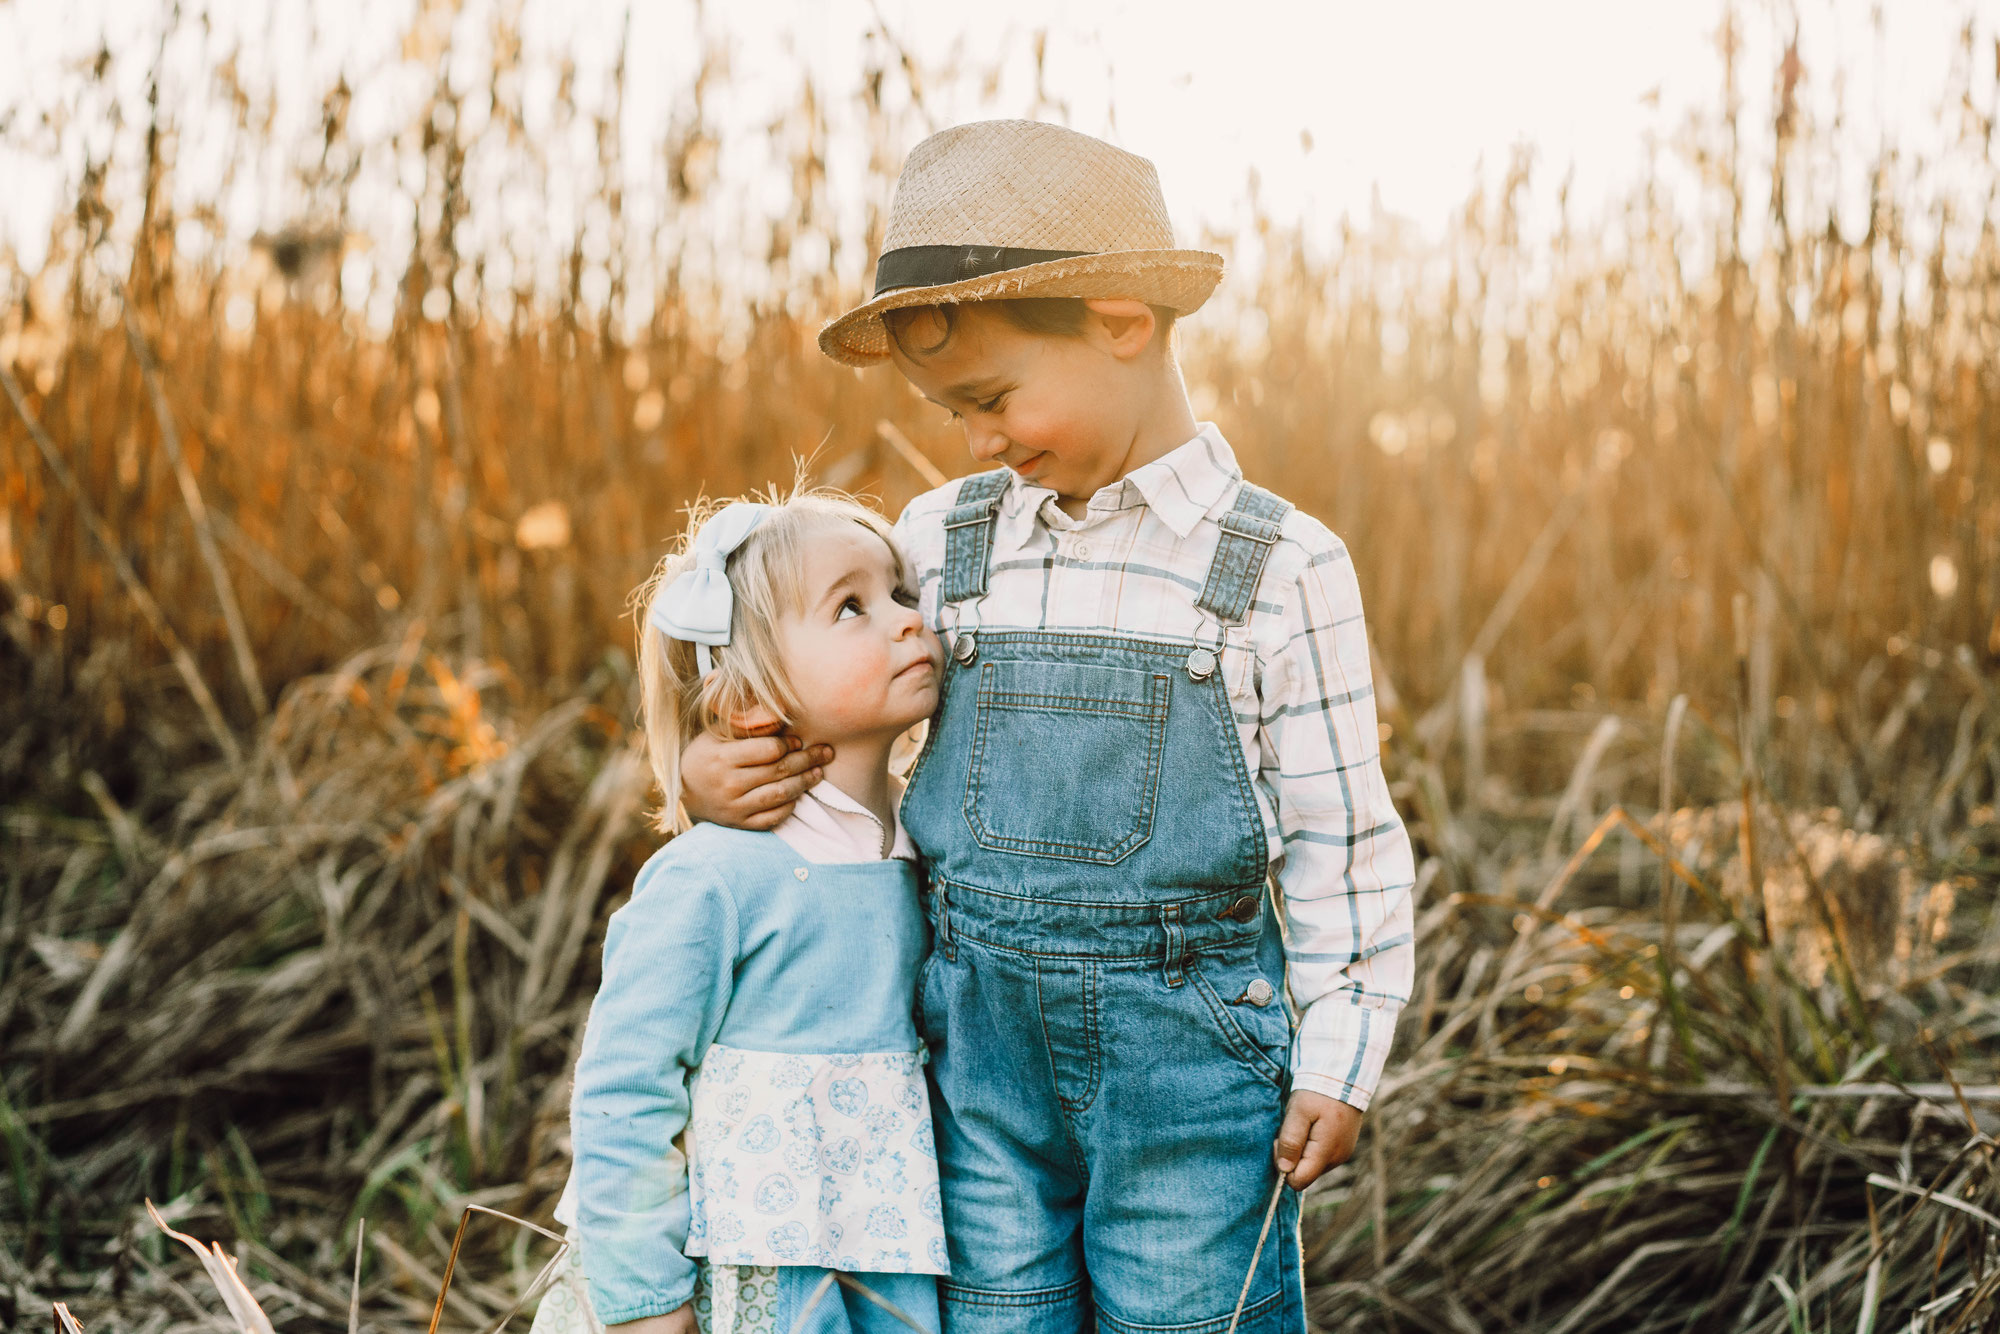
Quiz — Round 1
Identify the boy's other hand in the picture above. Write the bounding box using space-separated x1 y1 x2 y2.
1273 1090 1362 1190
680 707 831 830
608 1304 696 1334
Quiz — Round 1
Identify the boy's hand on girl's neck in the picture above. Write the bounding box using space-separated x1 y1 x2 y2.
683 705 918 840
679 710 831 831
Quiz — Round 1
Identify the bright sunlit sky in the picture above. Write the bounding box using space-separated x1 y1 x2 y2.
1 1 1994 290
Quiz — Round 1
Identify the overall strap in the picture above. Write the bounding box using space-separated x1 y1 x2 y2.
1196 482 1293 626
940 468 1013 605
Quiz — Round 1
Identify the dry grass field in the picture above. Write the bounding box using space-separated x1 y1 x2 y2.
2 9 1998 1332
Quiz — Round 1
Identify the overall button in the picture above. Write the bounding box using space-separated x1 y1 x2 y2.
1186 647 1217 681
1239 978 1276 1008
1225 894 1260 922
953 633 978 665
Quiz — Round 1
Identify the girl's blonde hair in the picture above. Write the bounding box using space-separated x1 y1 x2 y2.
634 482 911 833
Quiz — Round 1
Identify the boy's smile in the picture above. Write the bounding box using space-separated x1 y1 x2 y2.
888 300 1198 515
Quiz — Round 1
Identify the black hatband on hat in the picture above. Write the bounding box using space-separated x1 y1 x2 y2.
872 244 1091 298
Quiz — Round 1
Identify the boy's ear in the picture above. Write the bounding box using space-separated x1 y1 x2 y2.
1082 298 1159 360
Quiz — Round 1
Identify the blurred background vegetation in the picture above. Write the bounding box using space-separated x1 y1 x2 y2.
2 2 1997 1331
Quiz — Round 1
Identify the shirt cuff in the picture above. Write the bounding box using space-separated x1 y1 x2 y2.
591 1287 696 1327
1290 993 1402 1112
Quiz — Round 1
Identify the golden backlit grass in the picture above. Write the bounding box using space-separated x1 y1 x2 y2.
2 10 1997 1332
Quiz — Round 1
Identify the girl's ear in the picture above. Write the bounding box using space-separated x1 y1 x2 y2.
721 703 785 738
1082 298 1160 360
702 674 784 739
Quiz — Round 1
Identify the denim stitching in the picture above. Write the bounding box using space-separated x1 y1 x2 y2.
946 928 1255 963
939 1277 1088 1309
935 881 956 960
1160 905 1186 988
1185 957 1288 1089
947 637 1259 867
1081 959 1101 1113
1032 960 1095 1180
957 629 1231 657
1094 1287 1283 1334
979 690 1166 717
965 668 1171 862
926 873 1265 914
1191 667 1272 881
940 470 1011 605
1198 484 1292 627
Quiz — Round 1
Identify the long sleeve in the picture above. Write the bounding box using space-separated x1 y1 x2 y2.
570 850 739 1324
1258 534 1417 1110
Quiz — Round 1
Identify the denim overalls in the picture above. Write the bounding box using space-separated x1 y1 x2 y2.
902 470 1306 1334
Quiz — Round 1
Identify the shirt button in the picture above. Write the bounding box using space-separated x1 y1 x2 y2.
1071 541 1092 560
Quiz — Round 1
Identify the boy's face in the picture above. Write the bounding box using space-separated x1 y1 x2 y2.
888 303 1159 505
775 526 942 746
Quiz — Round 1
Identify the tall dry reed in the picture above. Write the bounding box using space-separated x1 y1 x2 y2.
2 7 1996 1332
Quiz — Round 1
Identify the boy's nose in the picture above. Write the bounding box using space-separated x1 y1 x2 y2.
966 422 1010 462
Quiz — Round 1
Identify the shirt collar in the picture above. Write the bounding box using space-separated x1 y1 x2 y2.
798 779 918 861
1118 423 1243 537
997 422 1243 540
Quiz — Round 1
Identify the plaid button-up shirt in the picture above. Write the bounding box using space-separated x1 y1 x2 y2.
894 423 1416 1110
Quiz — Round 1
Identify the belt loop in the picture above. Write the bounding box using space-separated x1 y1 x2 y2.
1159 904 1186 988
935 882 956 961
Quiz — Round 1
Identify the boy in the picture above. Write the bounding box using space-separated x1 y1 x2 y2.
683 120 1415 1334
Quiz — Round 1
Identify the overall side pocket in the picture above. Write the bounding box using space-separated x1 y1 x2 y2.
1185 953 1294 1090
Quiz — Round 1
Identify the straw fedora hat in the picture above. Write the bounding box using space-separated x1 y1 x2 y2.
818 120 1224 366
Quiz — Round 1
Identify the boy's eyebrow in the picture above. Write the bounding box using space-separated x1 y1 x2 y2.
922 377 1005 408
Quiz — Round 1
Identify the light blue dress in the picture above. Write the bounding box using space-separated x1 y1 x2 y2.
554 823 945 1333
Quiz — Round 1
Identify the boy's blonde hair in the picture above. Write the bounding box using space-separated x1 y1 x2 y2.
634 483 911 833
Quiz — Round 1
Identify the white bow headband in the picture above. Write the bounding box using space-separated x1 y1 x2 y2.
646 502 772 676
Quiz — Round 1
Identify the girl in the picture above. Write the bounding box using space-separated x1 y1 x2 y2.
531 489 949 1334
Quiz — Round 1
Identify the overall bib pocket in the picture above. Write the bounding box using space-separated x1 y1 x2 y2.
965 660 1171 864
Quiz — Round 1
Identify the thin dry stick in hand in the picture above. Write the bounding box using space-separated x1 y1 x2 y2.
1227 1176 1289 1334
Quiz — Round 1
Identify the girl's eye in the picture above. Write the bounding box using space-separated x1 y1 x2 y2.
893 586 919 607
836 597 863 620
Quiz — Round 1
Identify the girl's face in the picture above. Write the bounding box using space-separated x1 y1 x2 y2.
775 526 942 745
887 303 1154 505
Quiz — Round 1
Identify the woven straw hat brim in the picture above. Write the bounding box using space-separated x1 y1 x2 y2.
817 248 1223 367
